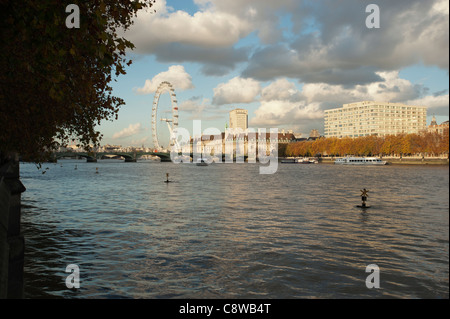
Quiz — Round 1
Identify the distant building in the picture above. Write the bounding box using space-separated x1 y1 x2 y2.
428 115 449 135
430 115 438 126
229 108 248 131
324 101 427 138
102 144 122 152
309 129 321 139
59 144 83 152
191 131 296 157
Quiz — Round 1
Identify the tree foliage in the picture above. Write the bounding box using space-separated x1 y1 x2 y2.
0 0 155 162
286 131 449 157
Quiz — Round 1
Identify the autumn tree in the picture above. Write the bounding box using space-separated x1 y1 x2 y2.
285 132 448 158
381 135 401 156
439 128 449 156
0 0 155 164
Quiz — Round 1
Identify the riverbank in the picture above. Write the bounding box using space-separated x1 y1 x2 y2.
317 157 449 165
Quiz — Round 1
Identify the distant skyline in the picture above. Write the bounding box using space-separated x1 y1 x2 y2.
96 0 449 148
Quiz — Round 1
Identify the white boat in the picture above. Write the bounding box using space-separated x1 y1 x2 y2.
281 157 318 164
334 156 387 165
196 158 209 166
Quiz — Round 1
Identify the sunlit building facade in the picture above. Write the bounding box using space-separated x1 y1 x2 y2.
324 101 427 138
229 108 248 131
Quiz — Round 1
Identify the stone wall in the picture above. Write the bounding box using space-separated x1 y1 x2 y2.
0 156 26 298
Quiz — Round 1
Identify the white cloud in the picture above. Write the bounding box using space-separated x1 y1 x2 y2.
250 78 322 128
194 0 298 43
365 71 425 102
112 123 143 139
121 0 299 75
261 78 303 102
179 97 211 120
124 0 448 83
135 65 194 94
212 76 261 105
243 0 449 84
297 71 426 108
406 94 450 115
124 0 252 52
250 100 323 127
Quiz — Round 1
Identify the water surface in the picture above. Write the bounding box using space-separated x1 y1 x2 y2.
20 161 449 298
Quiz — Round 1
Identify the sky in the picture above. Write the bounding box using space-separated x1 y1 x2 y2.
97 0 449 148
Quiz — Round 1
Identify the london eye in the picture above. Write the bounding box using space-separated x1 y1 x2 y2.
151 81 179 151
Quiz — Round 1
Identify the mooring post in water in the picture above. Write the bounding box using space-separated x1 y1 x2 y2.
165 173 170 183
360 188 369 207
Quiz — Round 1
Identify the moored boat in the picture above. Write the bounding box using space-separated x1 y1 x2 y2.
281 157 318 164
334 156 387 165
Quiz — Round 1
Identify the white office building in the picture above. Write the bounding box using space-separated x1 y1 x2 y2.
324 101 427 138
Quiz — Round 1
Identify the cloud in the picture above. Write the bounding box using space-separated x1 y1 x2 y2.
152 43 249 76
261 78 303 102
123 0 252 56
242 0 449 84
179 96 209 119
212 76 261 105
250 100 324 128
126 0 298 51
406 94 450 116
180 96 203 110
112 123 143 139
241 42 386 86
195 0 299 43
179 96 231 121
433 89 448 97
250 79 323 128
124 0 448 82
122 0 300 75
135 65 194 94
297 71 426 108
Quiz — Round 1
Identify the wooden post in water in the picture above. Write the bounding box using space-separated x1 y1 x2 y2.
360 188 369 208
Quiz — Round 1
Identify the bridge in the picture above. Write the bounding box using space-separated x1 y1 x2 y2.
53 152 253 163
54 152 172 162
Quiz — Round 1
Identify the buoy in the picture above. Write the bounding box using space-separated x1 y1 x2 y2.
74 165 77 170
95 167 99 174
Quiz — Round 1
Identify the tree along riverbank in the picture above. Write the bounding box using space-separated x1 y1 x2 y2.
286 132 449 159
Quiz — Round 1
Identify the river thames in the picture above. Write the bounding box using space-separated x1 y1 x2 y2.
19 160 448 298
